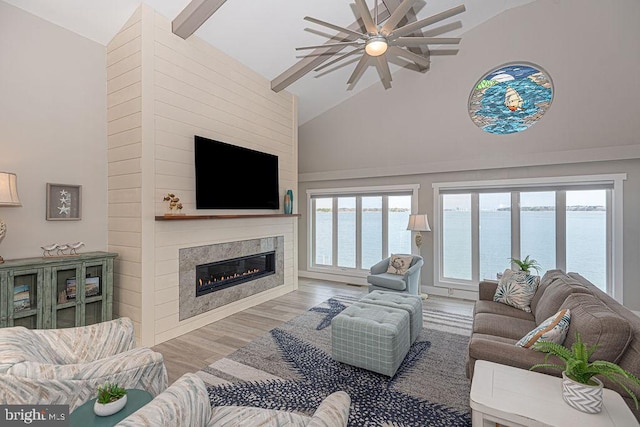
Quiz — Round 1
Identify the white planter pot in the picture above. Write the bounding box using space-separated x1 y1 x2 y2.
94 394 127 417
561 371 603 414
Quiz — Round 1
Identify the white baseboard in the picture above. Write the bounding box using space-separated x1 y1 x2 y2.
423 285 478 301
299 271 478 301
299 269 368 286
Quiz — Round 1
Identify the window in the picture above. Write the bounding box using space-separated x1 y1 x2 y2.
313 198 332 266
443 194 472 280
479 193 511 281
361 196 382 269
433 175 625 300
308 185 417 275
566 190 607 288
337 197 356 268
520 191 556 273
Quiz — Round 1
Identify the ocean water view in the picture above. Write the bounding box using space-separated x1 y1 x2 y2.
314 210 606 290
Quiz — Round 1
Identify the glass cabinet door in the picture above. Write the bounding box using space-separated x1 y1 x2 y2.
8 269 43 329
52 265 80 328
84 262 105 325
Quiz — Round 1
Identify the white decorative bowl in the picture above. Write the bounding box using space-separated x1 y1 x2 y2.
94 394 127 417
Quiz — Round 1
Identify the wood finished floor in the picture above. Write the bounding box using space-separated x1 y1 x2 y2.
152 279 475 384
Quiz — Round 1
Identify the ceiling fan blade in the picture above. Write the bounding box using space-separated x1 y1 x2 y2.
374 0 379 26
380 0 417 36
347 54 371 85
375 56 392 89
354 0 377 34
314 47 365 72
296 41 362 51
429 49 459 55
304 16 367 40
421 21 463 38
388 46 430 68
392 37 461 46
390 5 466 39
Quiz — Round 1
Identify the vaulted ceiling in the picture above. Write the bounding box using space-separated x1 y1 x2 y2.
4 0 536 124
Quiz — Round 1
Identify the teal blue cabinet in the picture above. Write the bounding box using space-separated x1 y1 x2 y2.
0 252 117 329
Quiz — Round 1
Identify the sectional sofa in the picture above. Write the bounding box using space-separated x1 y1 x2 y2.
467 269 640 421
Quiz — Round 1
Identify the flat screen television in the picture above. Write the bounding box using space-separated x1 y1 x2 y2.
194 136 280 209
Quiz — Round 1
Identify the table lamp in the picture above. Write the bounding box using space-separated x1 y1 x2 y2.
0 172 22 263
407 213 431 248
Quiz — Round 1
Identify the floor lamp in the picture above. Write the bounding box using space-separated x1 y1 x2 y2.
0 172 22 263
407 214 431 300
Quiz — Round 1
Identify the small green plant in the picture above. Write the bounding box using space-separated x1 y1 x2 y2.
531 332 640 408
508 255 541 274
96 381 127 404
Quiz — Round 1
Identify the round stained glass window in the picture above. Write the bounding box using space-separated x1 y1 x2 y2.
468 62 554 135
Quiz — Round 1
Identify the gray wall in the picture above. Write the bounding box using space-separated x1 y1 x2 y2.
298 0 640 310
0 1 107 259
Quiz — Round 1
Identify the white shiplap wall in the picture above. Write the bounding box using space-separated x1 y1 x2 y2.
107 7 143 338
107 6 298 346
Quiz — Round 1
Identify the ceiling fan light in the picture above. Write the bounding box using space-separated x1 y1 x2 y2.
365 37 388 57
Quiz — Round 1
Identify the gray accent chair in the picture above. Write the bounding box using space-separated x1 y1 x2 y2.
367 255 424 295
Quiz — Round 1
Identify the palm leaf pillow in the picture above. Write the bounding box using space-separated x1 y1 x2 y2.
493 269 540 312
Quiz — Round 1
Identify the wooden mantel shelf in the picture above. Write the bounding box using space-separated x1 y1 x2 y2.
155 213 301 221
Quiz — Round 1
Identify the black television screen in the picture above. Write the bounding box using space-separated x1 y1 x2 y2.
194 136 280 209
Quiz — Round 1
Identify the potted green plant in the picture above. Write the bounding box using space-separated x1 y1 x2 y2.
94 381 128 416
531 332 640 414
508 255 541 274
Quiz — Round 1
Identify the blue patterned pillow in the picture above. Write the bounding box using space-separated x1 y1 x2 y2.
516 309 571 348
493 269 540 312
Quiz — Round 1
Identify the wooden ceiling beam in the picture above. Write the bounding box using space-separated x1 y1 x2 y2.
271 7 392 93
172 0 228 40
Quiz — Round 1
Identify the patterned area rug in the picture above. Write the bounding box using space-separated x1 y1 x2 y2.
200 295 473 426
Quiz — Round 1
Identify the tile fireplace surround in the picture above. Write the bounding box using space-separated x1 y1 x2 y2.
178 236 284 320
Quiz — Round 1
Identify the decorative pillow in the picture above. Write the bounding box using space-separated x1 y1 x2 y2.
516 309 571 348
493 269 540 312
386 255 414 275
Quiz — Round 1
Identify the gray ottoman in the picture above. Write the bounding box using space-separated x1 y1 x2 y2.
360 290 423 343
331 302 410 377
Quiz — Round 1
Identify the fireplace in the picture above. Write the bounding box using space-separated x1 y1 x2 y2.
179 236 284 321
195 251 276 297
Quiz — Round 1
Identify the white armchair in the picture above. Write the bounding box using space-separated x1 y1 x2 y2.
0 318 168 411
116 373 351 427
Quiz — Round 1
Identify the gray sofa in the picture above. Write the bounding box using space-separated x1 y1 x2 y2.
467 269 640 421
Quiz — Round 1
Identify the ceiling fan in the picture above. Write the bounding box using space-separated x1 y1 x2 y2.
296 0 466 89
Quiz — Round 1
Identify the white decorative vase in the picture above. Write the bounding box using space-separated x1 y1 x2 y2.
94 394 127 417
561 371 603 414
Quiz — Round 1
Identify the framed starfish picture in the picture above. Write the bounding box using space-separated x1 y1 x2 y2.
46 183 82 221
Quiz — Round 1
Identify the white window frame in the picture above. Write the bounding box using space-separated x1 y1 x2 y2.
307 184 420 278
432 174 626 302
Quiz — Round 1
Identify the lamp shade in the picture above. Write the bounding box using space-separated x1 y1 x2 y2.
407 214 431 232
0 172 22 206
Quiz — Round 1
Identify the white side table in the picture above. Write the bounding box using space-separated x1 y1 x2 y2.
470 360 638 427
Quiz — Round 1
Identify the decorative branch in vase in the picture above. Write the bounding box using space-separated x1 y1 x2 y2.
163 193 184 215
